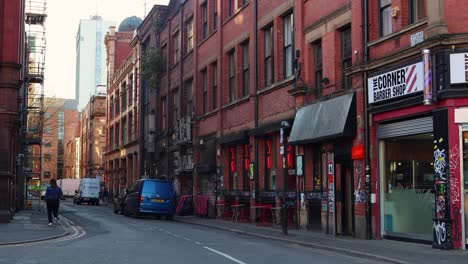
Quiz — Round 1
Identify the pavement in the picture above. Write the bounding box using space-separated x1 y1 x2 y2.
0 200 69 245
175 215 468 264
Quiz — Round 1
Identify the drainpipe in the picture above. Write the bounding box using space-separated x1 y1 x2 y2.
253 0 259 202
362 0 371 240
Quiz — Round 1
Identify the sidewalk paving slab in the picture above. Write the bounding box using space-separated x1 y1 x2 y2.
176 215 468 264
0 202 69 245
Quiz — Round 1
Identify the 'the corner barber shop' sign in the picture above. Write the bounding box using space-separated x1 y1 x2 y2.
368 62 424 104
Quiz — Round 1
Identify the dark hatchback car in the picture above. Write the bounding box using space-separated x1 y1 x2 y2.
114 179 176 219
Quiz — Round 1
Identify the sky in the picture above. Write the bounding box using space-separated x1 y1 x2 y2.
44 0 169 99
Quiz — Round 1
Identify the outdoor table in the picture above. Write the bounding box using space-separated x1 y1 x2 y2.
250 205 266 224
231 204 245 222
270 206 282 225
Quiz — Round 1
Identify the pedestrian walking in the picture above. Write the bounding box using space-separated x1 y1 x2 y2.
45 179 63 226
103 188 109 205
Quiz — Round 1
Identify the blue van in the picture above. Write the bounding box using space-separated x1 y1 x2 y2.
121 179 176 219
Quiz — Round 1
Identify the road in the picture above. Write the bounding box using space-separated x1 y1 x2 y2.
0 200 385 264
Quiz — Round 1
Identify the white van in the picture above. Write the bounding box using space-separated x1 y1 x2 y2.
73 178 100 205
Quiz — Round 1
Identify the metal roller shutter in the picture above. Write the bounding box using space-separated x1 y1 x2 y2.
377 116 433 139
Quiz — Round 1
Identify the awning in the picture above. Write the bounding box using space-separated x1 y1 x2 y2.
218 131 248 145
288 92 355 145
248 119 294 136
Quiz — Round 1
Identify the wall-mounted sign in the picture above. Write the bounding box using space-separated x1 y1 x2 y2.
450 53 468 84
410 31 424 47
296 155 304 176
367 62 424 104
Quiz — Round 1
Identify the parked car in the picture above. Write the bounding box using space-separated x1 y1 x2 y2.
73 178 100 205
115 179 176 219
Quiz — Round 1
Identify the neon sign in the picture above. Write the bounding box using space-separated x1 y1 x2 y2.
266 139 272 169
230 147 236 172
244 144 250 171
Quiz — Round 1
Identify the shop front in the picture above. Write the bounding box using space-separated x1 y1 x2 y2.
369 52 467 249
289 92 356 236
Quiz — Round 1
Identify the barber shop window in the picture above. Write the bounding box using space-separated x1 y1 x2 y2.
409 0 426 24
379 0 392 36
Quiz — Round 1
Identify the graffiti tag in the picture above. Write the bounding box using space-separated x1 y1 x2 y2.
354 175 366 203
433 220 447 245
449 144 460 204
434 147 447 181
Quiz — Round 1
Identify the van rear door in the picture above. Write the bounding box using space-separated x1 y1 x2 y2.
140 181 175 212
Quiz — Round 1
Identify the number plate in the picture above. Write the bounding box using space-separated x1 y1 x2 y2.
152 199 164 203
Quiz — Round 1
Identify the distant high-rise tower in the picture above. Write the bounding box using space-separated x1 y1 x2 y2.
75 15 116 110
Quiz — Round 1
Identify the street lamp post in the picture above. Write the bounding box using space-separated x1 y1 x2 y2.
280 121 290 235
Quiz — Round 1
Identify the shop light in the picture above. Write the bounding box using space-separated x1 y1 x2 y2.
398 162 401 166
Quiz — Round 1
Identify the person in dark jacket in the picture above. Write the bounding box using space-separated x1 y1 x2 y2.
45 179 63 226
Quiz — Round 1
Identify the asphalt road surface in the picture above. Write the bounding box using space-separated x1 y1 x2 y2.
0 200 386 264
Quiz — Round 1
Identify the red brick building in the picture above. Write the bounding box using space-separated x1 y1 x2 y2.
132 0 468 248
347 0 468 249
104 20 142 197
0 0 26 222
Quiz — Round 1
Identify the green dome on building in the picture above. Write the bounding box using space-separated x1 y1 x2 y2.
118 16 142 32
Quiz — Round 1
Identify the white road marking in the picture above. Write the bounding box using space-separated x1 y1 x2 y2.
195 242 201 245
183 238 191 241
203 246 247 264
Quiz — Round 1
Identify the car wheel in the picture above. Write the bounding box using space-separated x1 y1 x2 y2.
96 201 99 206
113 206 118 214
166 215 174 221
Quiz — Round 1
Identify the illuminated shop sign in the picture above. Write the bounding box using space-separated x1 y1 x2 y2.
450 53 468 84
367 62 424 104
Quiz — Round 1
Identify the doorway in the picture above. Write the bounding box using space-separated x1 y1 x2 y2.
335 156 353 235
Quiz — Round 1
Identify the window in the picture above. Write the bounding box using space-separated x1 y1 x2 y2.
122 82 127 110
202 3 208 38
283 13 294 78
161 45 168 73
58 111 64 140
379 0 392 36
202 69 208 114
110 96 114 118
109 127 114 149
229 146 237 191
115 90 120 113
161 97 167 130
242 144 250 190
173 88 179 123
185 79 193 116
173 31 180 64
44 171 51 178
44 154 52 162
128 112 133 142
228 51 236 102
314 41 323 96
128 75 133 106
212 63 217 110
45 112 52 118
341 27 352 89
44 127 52 134
115 123 120 147
241 0 248 5
264 26 274 87
409 0 426 24
122 118 127 145
241 41 249 97
213 0 218 30
229 0 235 16
265 137 276 191
186 18 194 53
45 141 52 147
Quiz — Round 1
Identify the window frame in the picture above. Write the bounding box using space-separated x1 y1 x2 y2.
314 40 323 96
341 26 352 89
186 18 194 53
379 0 392 37
185 79 193 117
161 97 167 131
202 69 208 114
202 3 208 38
409 0 426 24
173 88 179 124
213 0 218 30
228 50 236 102
229 0 235 16
212 63 217 110
264 25 274 87
283 13 294 78
173 31 180 64
241 41 249 97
